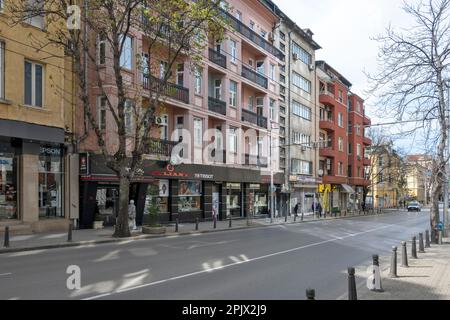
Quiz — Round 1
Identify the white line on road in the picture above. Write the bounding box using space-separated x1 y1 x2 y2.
82 223 396 300
0 272 12 276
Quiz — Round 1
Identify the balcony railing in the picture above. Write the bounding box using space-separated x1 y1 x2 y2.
208 48 227 69
320 89 335 98
243 154 268 168
241 108 268 128
242 65 268 89
211 149 227 164
219 9 284 61
208 96 227 115
147 138 178 157
143 75 189 104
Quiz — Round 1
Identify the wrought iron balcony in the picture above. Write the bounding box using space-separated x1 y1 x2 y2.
142 75 189 104
243 154 268 168
208 48 227 69
242 65 268 89
147 138 178 157
241 108 268 129
208 96 227 115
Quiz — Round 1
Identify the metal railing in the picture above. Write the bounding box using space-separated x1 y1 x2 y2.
243 154 268 168
242 65 268 89
208 96 227 115
208 48 227 69
143 75 189 104
147 138 178 157
241 108 268 128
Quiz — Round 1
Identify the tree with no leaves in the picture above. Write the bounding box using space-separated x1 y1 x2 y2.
367 0 450 242
6 0 227 237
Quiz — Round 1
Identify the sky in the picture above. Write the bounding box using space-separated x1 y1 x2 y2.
275 0 422 154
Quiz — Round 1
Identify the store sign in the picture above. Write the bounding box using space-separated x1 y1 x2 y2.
290 175 320 184
226 183 241 189
40 146 61 156
318 184 332 193
194 173 214 180
249 184 260 190
79 153 89 176
150 164 188 178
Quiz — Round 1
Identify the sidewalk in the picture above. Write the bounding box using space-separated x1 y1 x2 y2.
0 209 392 254
355 238 450 300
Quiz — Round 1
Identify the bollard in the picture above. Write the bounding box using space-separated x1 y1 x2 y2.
370 254 384 292
306 288 315 300
3 226 10 248
67 221 73 242
285 214 287 223
418 233 425 253
438 230 443 245
401 241 409 267
348 267 357 300
294 214 297 222
389 246 398 278
175 218 179 233
213 216 217 229
425 230 431 248
229 216 232 228
411 236 418 259
195 218 199 231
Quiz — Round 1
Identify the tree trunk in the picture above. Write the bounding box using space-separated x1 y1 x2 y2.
430 181 441 244
113 176 131 238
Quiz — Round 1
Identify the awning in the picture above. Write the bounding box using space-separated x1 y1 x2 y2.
341 184 355 193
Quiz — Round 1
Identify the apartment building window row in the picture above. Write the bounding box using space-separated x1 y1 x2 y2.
24 60 44 108
292 132 311 146
229 127 238 153
194 67 202 95
291 159 313 175
292 71 311 93
97 34 133 70
98 96 107 131
230 39 237 63
229 80 237 107
292 41 312 65
120 35 133 70
337 112 344 127
269 99 276 121
292 100 311 120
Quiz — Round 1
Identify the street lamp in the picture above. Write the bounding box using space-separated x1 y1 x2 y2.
269 121 279 223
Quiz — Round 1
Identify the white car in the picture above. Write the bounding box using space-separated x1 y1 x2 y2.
407 201 421 212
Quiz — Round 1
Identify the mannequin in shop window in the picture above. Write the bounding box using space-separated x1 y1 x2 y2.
128 200 137 231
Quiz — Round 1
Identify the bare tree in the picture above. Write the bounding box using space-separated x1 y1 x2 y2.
7 0 227 237
367 0 450 242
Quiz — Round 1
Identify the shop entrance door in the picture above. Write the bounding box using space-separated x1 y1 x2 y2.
96 186 119 226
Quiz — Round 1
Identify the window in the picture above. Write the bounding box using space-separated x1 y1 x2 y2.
357 166 361 178
176 63 184 86
338 90 343 103
194 66 202 95
229 80 237 107
229 127 237 153
159 61 168 79
98 96 107 131
338 112 343 127
247 96 254 111
269 99 275 121
279 31 285 41
292 71 311 93
97 34 106 65
338 162 344 176
357 144 361 157
291 159 313 175
378 156 384 167
378 172 384 184
269 64 275 81
214 79 222 100
256 61 264 75
249 20 255 30
338 137 343 152
124 100 134 134
119 35 133 70
355 124 361 136
292 132 311 146
348 165 352 178
24 61 44 107
348 143 352 154
280 74 285 84
194 118 202 147
230 40 237 63
292 100 311 120
356 101 361 113
235 10 242 21
279 42 285 52
178 180 202 212
292 41 312 65
25 0 45 29
0 41 4 99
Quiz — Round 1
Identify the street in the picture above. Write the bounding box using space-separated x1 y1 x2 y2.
0 209 430 300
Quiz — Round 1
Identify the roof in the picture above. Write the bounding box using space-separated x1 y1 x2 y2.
315 60 352 88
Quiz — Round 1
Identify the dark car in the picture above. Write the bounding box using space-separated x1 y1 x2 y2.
407 201 421 212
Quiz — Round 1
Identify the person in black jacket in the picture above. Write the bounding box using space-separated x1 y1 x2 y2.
294 202 299 217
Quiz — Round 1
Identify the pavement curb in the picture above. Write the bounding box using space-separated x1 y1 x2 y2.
0 210 395 254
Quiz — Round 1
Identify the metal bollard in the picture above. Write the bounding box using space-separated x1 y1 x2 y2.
67 221 73 242
348 267 357 300
389 246 398 278
294 214 297 222
175 218 179 233
195 218 199 231
411 236 418 258
213 216 217 229
438 230 443 245
229 216 232 228
425 230 431 248
285 214 287 222
306 288 315 300
3 226 10 248
370 254 384 292
418 233 425 253
401 241 409 267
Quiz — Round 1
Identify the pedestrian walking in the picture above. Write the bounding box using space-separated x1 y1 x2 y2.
294 202 299 217
128 200 137 231
317 202 323 218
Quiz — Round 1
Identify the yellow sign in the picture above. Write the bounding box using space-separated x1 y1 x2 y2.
318 184 331 193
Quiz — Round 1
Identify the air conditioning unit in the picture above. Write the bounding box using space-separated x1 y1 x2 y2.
268 32 275 42
301 145 307 152
155 115 168 126
292 53 299 61
308 63 315 71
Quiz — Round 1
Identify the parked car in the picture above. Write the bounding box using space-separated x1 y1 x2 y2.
407 201 421 212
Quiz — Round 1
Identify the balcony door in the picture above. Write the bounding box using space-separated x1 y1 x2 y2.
214 79 222 100
256 97 264 116
193 118 203 164
159 114 168 140
256 61 264 75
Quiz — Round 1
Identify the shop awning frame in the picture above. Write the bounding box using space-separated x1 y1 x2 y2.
341 184 356 193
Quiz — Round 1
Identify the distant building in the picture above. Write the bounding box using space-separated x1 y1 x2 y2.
405 155 433 204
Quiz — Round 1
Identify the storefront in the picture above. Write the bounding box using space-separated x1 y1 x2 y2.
0 137 19 220
290 175 321 214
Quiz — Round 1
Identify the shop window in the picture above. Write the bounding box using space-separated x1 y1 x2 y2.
144 179 170 219
0 141 18 220
38 145 64 219
178 180 202 212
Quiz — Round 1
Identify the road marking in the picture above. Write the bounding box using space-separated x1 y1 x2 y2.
0 272 12 276
82 223 396 300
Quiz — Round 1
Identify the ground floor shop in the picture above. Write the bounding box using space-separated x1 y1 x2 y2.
288 175 322 215
79 155 283 228
0 120 78 233
316 183 356 215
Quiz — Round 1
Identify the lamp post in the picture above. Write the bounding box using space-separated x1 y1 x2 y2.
269 121 279 223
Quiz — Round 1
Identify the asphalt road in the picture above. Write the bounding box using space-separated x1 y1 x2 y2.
0 209 430 300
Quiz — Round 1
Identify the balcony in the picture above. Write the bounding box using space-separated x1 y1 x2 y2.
241 108 268 128
211 149 227 164
147 138 178 157
322 175 348 185
243 154 268 168
319 148 336 158
208 96 227 116
363 158 371 166
363 136 372 145
242 65 268 89
319 119 336 132
143 75 189 104
219 9 284 61
319 90 337 106
208 48 227 69
363 116 371 126
349 177 371 187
